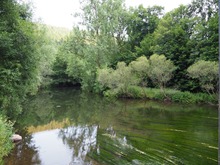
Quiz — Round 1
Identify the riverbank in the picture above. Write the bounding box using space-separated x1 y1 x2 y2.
103 86 217 104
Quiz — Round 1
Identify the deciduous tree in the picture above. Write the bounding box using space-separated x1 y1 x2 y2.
148 54 176 91
187 60 218 94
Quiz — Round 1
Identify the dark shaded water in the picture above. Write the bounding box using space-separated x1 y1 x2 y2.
5 88 218 165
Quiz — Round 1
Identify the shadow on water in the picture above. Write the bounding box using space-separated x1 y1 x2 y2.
4 88 218 165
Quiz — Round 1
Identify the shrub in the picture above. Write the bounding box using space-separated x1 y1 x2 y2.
148 54 176 90
127 86 145 98
97 62 140 93
187 60 218 94
0 116 13 164
170 91 195 103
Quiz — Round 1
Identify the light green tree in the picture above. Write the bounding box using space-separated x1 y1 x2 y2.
97 62 139 95
129 56 149 86
187 60 218 94
97 67 114 89
148 54 176 92
61 0 128 91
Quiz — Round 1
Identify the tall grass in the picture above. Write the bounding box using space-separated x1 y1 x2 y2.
104 86 217 104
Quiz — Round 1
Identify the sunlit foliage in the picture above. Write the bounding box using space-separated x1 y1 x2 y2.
187 60 218 94
148 54 176 90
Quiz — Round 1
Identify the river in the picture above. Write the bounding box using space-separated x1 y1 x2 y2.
4 88 218 165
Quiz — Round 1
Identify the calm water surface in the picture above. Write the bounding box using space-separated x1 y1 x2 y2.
5 88 218 165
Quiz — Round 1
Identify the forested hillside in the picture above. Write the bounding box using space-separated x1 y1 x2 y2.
38 24 70 41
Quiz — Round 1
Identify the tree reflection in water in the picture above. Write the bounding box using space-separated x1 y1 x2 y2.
4 88 218 165
58 125 98 165
4 128 41 165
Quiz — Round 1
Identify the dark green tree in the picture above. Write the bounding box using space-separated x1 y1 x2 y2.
188 0 218 61
0 0 43 117
152 5 195 90
126 5 164 52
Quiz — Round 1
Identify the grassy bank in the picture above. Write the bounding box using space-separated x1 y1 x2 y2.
103 86 217 104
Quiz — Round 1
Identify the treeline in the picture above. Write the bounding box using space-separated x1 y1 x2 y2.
0 0 66 161
0 0 218 116
54 0 218 96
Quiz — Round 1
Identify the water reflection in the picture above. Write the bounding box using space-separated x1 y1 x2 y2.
32 125 99 165
5 125 99 165
4 88 218 165
58 125 98 165
4 129 41 165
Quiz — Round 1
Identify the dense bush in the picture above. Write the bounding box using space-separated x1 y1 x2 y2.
97 62 140 93
0 116 13 165
187 60 218 94
148 54 176 90
0 0 53 117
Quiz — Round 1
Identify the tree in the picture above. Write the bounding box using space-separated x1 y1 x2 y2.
135 34 154 58
189 13 218 62
61 0 128 91
129 56 149 86
97 62 139 95
152 5 199 91
0 0 46 117
148 54 176 91
187 60 218 94
126 5 164 51
34 24 60 88
187 0 218 22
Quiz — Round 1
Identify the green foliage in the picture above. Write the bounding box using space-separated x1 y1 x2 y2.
129 56 149 77
51 0 218 97
0 0 35 116
0 116 13 164
57 28 106 90
126 5 164 51
151 5 194 90
148 54 176 89
129 56 149 86
169 91 195 103
97 62 140 94
187 60 218 94
189 13 218 61
0 1 58 117
79 0 127 41
39 24 70 41
135 34 154 57
187 0 218 61
97 67 113 90
34 24 60 88
86 52 176 98
150 1 218 91
124 86 217 104
56 0 129 90
51 56 77 86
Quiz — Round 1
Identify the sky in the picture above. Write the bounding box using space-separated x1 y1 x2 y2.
31 0 193 29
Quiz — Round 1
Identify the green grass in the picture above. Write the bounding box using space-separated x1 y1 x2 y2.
104 86 217 104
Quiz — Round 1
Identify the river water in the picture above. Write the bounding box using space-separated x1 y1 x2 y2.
5 88 218 165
